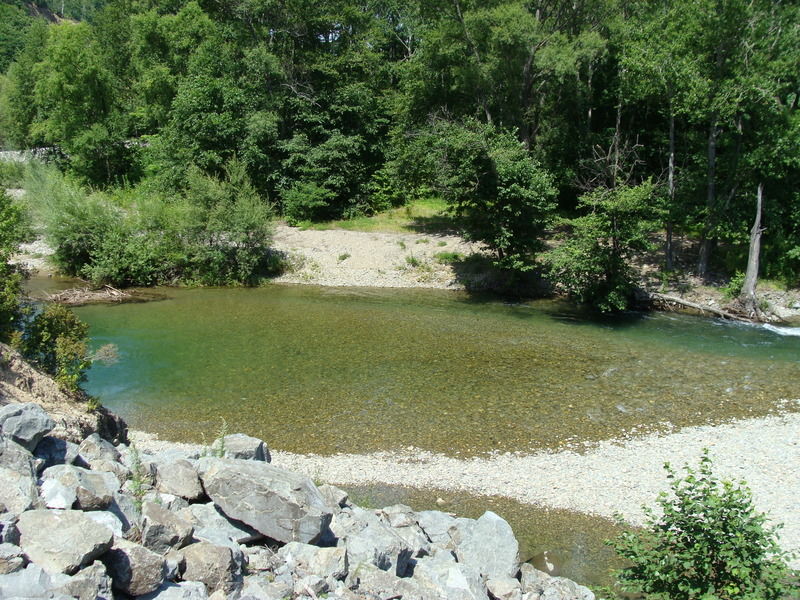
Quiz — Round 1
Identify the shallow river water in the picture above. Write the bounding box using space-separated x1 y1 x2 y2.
70 284 800 456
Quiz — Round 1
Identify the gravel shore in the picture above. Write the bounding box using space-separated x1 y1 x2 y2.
131 410 800 567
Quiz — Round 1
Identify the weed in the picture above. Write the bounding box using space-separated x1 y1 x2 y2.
405 255 421 267
437 241 447 247
127 442 148 513
434 251 464 264
85 396 102 412
416 238 429 244
338 253 351 262
398 240 407 250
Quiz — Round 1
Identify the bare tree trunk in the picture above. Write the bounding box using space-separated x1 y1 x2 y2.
665 110 675 271
697 118 718 279
739 182 764 319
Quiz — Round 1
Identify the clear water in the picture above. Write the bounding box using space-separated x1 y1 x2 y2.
70 284 800 456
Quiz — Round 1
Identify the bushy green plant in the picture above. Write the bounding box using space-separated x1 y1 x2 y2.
609 451 796 600
0 189 26 342
15 303 91 393
544 182 659 312
722 271 746 301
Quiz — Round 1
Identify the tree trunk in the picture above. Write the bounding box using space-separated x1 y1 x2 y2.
697 118 718 279
665 110 675 271
739 182 764 319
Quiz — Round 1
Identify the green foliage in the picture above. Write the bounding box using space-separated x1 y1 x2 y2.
722 272 746 301
544 182 659 312
434 251 464 264
15 303 91 393
0 189 26 342
609 451 796 600
419 119 556 272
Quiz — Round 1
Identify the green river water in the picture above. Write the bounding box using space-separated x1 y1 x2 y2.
35 281 798 588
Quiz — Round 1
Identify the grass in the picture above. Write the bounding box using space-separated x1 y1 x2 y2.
299 197 450 234
434 251 464 264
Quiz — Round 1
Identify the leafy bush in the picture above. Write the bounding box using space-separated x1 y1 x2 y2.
609 451 796 600
0 189 26 342
0 160 26 188
722 271 746 301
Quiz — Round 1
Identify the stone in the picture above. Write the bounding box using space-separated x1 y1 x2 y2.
0 513 20 545
156 459 205 501
293 574 328 596
346 561 431 600
278 542 348 580
0 563 64 599
138 580 210 600
412 549 488 600
212 433 270 462
39 478 77 510
333 506 412 576
164 548 186 581
241 575 292 600
182 541 243 595
379 504 430 557
33 436 83 474
416 510 460 546
108 490 139 533
241 546 279 573
519 564 595 600
0 543 25 574
101 538 167 596
56 561 114 600
455 511 520 580
0 435 37 475
141 501 194 554
85 510 125 538
487 576 523 600
40 464 118 511
17 510 114 575
197 457 332 544
318 484 348 509
78 433 121 464
0 403 54 451
143 491 189 512
88 458 131 485
178 502 263 545
0 466 38 514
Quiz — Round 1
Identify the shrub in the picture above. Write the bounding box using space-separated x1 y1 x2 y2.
722 271 746 301
609 450 796 600
0 189 26 342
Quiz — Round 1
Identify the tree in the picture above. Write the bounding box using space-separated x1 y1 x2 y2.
421 118 556 271
544 181 658 311
610 451 796 600
0 190 26 342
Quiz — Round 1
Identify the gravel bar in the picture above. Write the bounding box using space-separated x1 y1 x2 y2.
131 411 800 567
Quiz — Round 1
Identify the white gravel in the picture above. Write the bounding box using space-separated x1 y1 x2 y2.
131 410 800 567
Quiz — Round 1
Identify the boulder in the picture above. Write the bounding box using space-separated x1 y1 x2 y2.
0 513 20 545
39 478 77 510
33 436 82 474
143 491 189 512
0 465 38 514
346 561 431 600
455 511 520 581
241 546 279 574
0 563 67 599
487 576 523 600
0 435 37 475
318 484 348 510
0 543 25 575
379 504 431 557
197 457 332 544
108 490 139 533
519 564 595 600
88 458 130 486
0 403 54 451
178 503 263 545
17 510 114 575
56 561 114 600
85 511 125 538
333 506 412 576
40 464 118 510
102 538 167 596
278 542 348 580
412 549 488 600
182 541 243 595
416 510 469 547
141 501 194 554
138 580 209 600
155 459 204 501
77 433 121 464
240 575 291 600
293 574 328 597
212 433 270 462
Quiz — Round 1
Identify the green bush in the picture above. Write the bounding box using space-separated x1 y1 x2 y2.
722 271 746 301
0 160 26 188
609 451 796 600
0 189 26 342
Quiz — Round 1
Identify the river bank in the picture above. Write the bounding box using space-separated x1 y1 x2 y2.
131 408 800 570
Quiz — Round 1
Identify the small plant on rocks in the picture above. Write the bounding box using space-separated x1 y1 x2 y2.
608 450 797 600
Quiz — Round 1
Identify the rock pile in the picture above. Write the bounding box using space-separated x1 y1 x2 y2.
0 401 595 600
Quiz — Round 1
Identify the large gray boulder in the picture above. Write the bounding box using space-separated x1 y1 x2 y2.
0 403 54 451
77 433 121 464
155 459 204 501
278 541 348 580
85 511 125 538
197 457 332 544
333 506 412 576
182 541 243 595
101 538 167 596
141 501 194 554
346 561 431 600
412 549 488 600
178 503 263 545
17 510 114 575
39 478 77 510
455 511 520 580
0 465 38 514
0 435 37 475
56 561 114 600
138 580 209 600
212 433 270 462
0 513 20 545
416 510 461 546
40 464 118 510
0 543 25 575
379 504 431 557
0 563 67 599
519 563 595 600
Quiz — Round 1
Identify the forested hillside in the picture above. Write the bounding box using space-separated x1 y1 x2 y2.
1 0 798 309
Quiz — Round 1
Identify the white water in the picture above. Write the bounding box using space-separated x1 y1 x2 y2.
764 323 800 337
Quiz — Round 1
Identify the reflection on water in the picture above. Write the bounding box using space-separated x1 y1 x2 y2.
62 283 800 456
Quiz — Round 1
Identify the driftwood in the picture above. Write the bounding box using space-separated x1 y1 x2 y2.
649 292 752 323
45 285 133 306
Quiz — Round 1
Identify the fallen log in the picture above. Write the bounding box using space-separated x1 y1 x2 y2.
649 292 751 323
